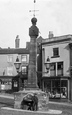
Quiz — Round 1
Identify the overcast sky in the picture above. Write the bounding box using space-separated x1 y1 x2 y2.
0 0 72 48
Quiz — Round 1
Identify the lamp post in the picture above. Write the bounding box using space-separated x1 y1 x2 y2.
13 56 21 92
14 56 21 73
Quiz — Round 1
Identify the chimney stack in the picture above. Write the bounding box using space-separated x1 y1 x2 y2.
15 35 20 48
26 42 30 49
48 31 54 38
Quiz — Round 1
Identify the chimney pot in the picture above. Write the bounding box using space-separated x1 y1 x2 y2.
49 31 54 38
15 35 20 48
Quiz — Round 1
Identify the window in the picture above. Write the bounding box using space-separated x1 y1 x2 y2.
44 79 67 99
14 81 18 87
53 48 59 57
21 66 27 74
50 63 56 76
49 62 63 76
21 55 27 63
50 63 55 70
61 80 67 98
24 80 27 87
7 66 13 76
57 62 63 76
7 55 13 62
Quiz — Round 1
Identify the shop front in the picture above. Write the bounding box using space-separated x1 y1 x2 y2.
12 72 28 92
0 76 13 93
42 76 70 101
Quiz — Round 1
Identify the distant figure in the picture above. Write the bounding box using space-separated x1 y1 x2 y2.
3 70 5 76
21 93 38 111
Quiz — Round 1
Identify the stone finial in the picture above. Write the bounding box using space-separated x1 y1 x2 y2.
49 31 54 38
29 17 39 37
31 17 37 25
15 35 20 49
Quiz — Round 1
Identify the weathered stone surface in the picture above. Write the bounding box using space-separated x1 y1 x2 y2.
29 25 39 37
27 36 38 88
27 17 39 89
14 90 49 111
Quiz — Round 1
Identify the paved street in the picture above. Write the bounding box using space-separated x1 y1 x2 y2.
0 94 72 115
48 102 72 115
0 102 72 115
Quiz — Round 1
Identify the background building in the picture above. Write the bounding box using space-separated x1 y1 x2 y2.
0 36 41 92
0 48 29 91
41 32 72 101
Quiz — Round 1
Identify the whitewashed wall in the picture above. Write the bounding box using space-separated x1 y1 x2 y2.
42 42 70 77
0 54 29 76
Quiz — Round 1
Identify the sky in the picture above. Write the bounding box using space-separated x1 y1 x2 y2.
0 0 72 48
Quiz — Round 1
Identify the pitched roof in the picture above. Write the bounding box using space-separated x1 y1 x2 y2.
0 37 43 54
42 34 72 45
0 48 29 54
0 47 39 54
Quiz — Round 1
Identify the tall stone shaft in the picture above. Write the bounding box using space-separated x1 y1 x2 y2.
27 17 39 88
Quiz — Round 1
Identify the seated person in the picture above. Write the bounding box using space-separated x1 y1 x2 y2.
21 93 38 111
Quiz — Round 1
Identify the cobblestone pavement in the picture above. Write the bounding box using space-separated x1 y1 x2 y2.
0 93 72 115
0 102 72 115
48 102 72 115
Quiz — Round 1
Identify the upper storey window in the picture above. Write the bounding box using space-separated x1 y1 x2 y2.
53 48 59 56
51 47 60 58
21 55 27 63
21 66 28 74
7 55 13 62
7 66 13 76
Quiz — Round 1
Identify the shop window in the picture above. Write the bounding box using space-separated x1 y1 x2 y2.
44 81 51 92
24 80 27 87
14 81 18 87
61 80 67 98
57 62 63 76
44 80 61 98
44 79 68 99
46 81 51 96
51 80 60 98
50 63 56 76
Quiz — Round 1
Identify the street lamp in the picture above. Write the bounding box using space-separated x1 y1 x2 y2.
44 56 50 73
44 63 50 73
14 56 21 73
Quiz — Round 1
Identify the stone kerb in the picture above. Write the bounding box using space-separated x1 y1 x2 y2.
1 107 62 115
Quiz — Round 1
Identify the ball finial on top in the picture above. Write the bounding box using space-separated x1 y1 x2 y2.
29 17 39 37
31 17 37 25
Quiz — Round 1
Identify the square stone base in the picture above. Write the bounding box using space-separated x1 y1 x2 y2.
14 88 49 111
